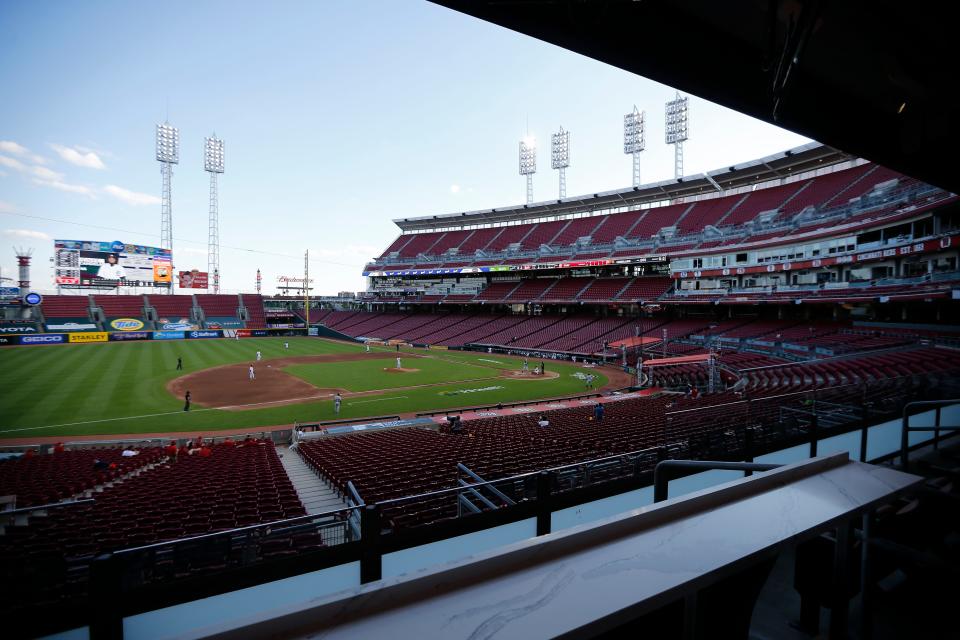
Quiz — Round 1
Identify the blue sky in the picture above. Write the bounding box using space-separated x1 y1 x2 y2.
0 0 812 295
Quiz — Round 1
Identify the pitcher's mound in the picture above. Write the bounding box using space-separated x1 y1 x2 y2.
383 367 420 373
501 370 560 380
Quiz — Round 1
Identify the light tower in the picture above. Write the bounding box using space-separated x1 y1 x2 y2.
155 122 179 262
518 136 536 204
551 127 570 199
623 106 645 187
204 135 225 293
665 93 689 179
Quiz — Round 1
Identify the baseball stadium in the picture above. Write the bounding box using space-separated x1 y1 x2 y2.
1 2 958 639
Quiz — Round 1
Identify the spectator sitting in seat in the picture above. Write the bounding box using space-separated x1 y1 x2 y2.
164 440 178 456
93 458 108 470
53 442 65 454
198 445 212 458
121 449 139 457
223 437 236 447
537 415 550 428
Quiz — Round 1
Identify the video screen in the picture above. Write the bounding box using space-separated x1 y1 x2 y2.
54 239 172 289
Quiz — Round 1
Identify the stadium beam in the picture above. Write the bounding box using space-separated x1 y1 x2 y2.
519 136 536 205
665 93 689 179
204 135 225 293
623 106 645 187
551 127 570 199
156 122 179 289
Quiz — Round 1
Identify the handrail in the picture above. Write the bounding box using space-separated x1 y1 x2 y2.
2 498 94 516
900 399 960 467
457 479 498 511
114 503 361 555
457 463 515 506
346 480 365 507
653 460 782 502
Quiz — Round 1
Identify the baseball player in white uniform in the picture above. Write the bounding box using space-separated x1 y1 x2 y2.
334 392 342 414
249 365 255 380
366 342 371 353
284 342 289 349
256 351 262 361
396 356 402 369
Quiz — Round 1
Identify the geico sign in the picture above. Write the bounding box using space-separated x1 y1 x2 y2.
22 334 65 344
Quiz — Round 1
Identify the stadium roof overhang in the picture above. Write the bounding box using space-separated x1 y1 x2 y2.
394 142 847 232
430 0 958 197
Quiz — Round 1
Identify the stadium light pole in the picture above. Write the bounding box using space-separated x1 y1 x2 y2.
623 107 645 187
665 93 690 179
204 135 225 293
156 122 179 291
551 127 570 199
519 136 536 205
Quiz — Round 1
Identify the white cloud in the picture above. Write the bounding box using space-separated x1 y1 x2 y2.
103 184 160 206
0 140 46 164
449 184 461 194
2 228 51 241
33 178 96 197
31 165 64 181
1 155 94 197
0 155 26 172
50 144 106 170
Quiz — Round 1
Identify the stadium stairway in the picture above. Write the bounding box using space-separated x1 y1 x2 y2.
278 445 347 515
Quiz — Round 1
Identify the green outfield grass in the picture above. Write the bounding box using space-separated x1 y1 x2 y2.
0 338 607 439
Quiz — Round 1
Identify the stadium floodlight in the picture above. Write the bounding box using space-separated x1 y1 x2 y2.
156 122 179 281
204 135 224 293
156 122 180 164
204 135 224 173
623 106 645 187
665 93 690 179
551 127 570 199
519 136 537 204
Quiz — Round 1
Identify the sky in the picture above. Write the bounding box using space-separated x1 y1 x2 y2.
0 0 812 296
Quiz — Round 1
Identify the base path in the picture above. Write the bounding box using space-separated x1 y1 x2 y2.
168 352 410 410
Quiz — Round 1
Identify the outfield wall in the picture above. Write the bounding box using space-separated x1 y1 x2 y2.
0 328 309 346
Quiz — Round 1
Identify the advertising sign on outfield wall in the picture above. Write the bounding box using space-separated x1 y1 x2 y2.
0 325 37 333
0 335 18 345
251 330 269 337
158 320 198 330
21 334 67 345
68 332 109 343
110 318 145 331
308 327 319 336
46 322 99 332
153 330 185 340
109 331 150 341
188 330 221 339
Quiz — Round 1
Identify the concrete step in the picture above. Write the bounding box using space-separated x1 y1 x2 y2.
277 444 348 516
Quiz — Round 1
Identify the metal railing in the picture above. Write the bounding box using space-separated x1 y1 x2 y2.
900 399 960 467
653 460 782 502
